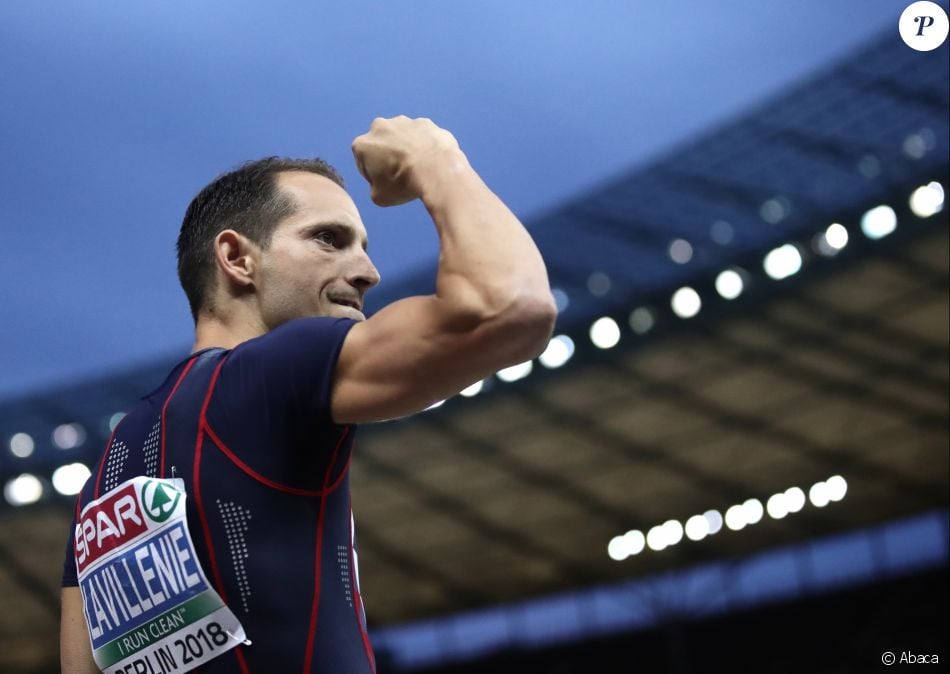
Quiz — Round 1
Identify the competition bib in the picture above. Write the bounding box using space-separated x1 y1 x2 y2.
75 476 248 673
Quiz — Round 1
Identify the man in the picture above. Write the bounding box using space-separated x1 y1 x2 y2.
60 116 557 673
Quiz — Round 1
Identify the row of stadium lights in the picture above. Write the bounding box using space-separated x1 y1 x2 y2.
3 413 126 506
606 475 849 561
434 181 944 402
3 183 944 505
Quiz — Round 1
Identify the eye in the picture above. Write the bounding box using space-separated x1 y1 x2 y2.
313 230 337 246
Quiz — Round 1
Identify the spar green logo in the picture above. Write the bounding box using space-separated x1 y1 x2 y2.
140 480 182 523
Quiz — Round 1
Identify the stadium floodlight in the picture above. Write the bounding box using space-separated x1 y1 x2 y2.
725 504 747 531
825 475 848 502
766 492 789 520
909 182 944 218
860 205 897 240
824 223 848 250
669 239 693 264
763 244 802 280
460 380 483 397
671 287 701 318
646 524 669 551
715 269 744 300
662 519 684 546
809 481 831 508
608 529 647 561
711 220 734 245
52 463 92 496
784 487 806 513
608 535 630 561
704 509 723 535
108 412 126 431
760 197 788 224
53 423 86 450
590 317 621 349
587 272 611 297
4 474 43 506
9 432 34 458
539 335 575 369
742 498 764 525
623 529 646 556
497 360 533 382
685 514 710 541
629 307 655 335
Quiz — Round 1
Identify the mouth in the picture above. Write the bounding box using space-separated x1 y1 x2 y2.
330 298 362 312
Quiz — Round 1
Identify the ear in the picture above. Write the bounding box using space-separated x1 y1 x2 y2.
213 229 258 290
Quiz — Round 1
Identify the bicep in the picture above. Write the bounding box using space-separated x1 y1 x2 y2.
331 295 519 423
61 587 99 673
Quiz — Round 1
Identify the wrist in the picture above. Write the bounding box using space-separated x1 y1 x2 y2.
413 150 479 209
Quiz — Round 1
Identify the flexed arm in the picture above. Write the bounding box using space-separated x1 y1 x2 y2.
332 116 556 423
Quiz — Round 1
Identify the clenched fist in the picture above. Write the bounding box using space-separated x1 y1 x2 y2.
352 116 467 207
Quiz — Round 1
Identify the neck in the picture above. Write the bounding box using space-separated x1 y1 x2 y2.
191 305 267 353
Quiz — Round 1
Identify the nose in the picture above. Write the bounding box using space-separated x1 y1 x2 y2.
348 249 381 292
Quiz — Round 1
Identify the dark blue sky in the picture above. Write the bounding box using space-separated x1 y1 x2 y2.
0 1 907 399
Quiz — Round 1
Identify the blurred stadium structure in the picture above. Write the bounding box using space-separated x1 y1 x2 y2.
1 26 948 674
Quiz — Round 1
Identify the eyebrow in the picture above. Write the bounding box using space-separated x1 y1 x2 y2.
303 221 369 251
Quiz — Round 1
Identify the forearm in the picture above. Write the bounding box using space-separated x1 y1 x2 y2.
418 151 555 332
61 587 100 673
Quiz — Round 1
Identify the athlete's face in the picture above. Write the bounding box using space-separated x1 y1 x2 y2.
255 171 380 326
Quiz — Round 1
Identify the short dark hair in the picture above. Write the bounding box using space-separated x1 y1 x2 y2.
176 157 344 322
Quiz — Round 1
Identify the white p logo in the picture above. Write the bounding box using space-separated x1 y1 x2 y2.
899 1 949 51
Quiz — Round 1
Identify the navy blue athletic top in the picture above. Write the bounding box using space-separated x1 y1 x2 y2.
63 317 376 674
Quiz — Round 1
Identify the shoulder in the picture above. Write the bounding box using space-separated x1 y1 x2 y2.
227 317 358 371
211 317 359 423
243 316 358 350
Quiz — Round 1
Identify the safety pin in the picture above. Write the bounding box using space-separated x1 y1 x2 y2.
226 630 252 646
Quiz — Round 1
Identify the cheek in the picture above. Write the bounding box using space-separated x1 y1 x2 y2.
258 264 328 325
263 250 317 293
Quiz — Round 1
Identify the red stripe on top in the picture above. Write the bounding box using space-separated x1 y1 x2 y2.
204 424 329 497
302 426 350 674
192 357 227 591
95 353 197 498
159 355 199 478
191 355 250 674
